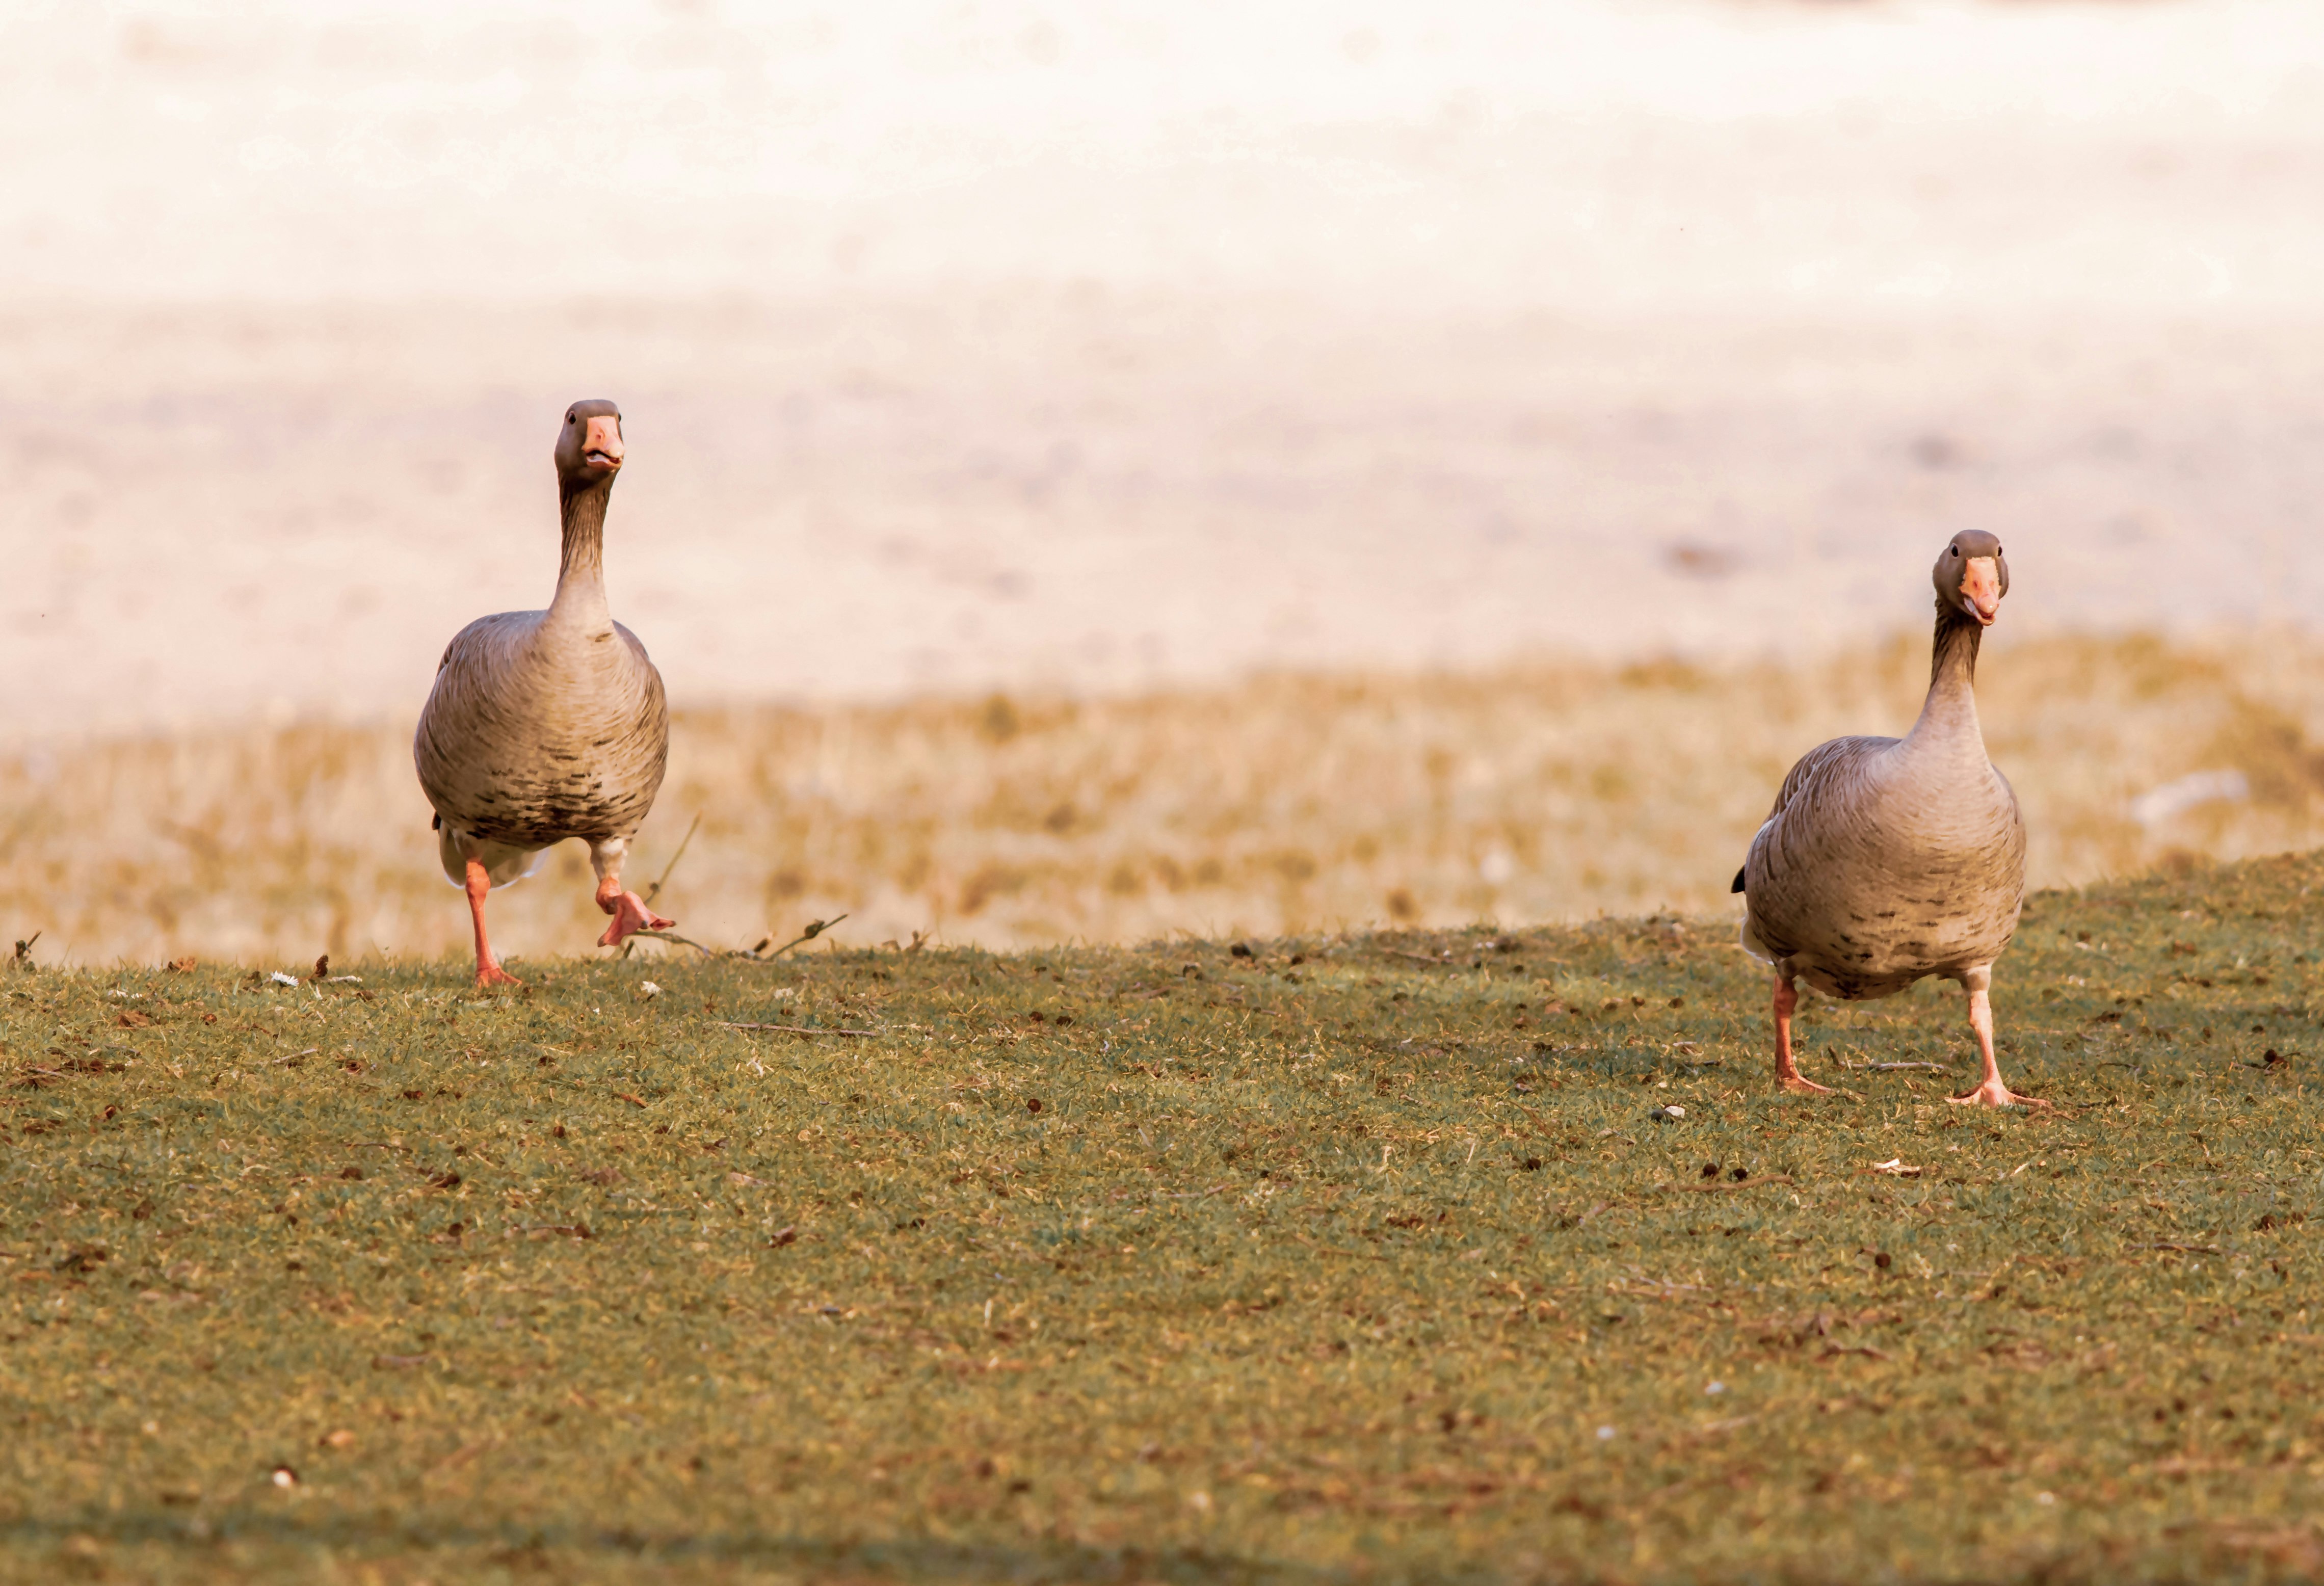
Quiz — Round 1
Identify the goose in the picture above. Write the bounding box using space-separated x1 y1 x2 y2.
1731 531 2038 1106
413 399 674 988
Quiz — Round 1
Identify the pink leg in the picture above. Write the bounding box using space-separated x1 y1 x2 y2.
595 873 674 949
1948 968 2045 1108
465 859 523 989
1773 973 1833 1095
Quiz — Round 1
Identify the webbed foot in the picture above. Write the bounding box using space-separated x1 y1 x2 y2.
1947 1077 2047 1109
595 883 674 948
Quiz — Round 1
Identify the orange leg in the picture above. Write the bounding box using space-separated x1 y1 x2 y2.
1774 973 1832 1095
465 858 523 989
1947 968 2045 1108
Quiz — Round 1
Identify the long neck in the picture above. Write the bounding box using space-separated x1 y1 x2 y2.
1906 604 1986 754
548 478 614 626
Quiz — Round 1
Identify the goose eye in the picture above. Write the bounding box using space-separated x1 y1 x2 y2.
1950 547 1961 557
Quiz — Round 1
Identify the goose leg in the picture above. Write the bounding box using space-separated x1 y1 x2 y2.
464 858 523 989
1773 973 1832 1094
1948 965 2045 1108
589 836 674 948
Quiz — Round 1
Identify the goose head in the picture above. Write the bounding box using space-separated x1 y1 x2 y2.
555 399 625 486
1934 531 2008 627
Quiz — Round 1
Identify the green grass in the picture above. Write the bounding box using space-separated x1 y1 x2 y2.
0 854 2319 1585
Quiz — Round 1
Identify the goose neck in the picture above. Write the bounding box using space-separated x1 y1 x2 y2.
1907 607 1987 753
549 479 614 623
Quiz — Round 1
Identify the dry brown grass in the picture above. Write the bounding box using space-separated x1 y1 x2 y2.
9 628 2324 969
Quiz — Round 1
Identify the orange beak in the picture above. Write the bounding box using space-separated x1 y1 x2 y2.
1961 557 2001 626
581 415 624 475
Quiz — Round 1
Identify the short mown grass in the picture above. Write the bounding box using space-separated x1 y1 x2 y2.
0 853 2318 1583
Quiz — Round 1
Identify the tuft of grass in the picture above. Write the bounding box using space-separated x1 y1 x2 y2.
0 851 2317 1581
12 631 2324 969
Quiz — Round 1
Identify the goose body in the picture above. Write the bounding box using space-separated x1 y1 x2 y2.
413 399 674 986
1739 726 2024 1000
416 606 668 877
1733 531 2039 1106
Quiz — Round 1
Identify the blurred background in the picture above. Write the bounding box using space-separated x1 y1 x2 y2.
5 0 2323 966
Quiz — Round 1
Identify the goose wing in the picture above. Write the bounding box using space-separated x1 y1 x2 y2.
1735 734 1897 964
1764 734 1894 828
1731 735 1892 892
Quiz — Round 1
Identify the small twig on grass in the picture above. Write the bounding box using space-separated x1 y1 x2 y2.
626 929 725 959
1690 1412 1766 1438
271 1048 320 1067
1679 1175 1798 1193
1381 948 1453 964
621 815 703 960
715 1022 881 1038
758 916 849 959
628 914 851 964
2139 1242 2223 1255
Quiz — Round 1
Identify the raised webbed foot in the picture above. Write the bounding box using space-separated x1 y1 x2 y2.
595 879 675 948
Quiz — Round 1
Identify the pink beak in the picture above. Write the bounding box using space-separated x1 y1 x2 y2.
1961 557 2001 626
581 415 624 475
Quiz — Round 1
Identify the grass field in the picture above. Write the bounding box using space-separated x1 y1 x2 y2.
0 847 2316 1583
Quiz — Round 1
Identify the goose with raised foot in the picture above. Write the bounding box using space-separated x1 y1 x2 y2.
413 399 675 988
1731 531 2039 1107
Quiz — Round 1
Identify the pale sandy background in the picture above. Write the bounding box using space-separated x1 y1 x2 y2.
4 0 2323 962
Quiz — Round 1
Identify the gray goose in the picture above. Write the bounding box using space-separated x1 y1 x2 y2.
413 399 674 988
1732 531 2038 1107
